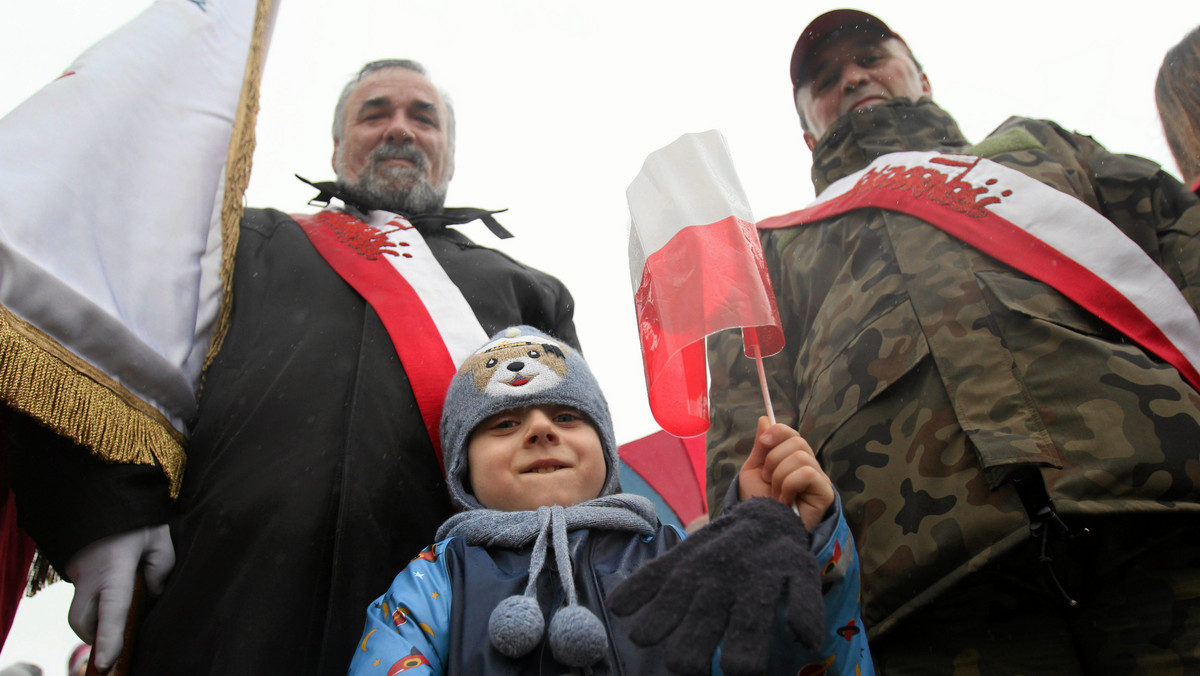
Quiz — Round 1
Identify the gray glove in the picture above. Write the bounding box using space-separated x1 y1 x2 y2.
65 524 174 671
606 498 825 676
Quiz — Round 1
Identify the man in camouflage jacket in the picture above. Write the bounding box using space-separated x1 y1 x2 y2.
706 9 1200 672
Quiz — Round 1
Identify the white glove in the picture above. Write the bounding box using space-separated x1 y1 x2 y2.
65 524 174 671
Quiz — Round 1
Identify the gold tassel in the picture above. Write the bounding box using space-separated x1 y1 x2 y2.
25 552 59 597
203 0 276 380
9 0 278 600
0 305 185 497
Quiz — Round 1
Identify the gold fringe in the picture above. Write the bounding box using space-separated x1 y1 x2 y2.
10 0 276 599
0 305 185 497
203 0 276 379
25 552 59 597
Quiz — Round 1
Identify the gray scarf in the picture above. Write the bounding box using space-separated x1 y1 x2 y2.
436 494 658 669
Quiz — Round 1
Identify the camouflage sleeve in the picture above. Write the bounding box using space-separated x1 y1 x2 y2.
1015 118 1200 318
1157 193 1200 318
1070 127 1200 318
705 230 800 516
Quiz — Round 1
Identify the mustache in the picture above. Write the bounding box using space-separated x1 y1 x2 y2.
842 87 890 113
370 142 427 170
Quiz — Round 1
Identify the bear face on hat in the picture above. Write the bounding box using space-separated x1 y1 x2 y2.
440 326 620 512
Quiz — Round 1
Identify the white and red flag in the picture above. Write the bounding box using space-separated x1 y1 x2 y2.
0 0 276 493
627 130 784 438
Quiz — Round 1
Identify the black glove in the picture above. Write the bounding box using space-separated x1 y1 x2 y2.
605 498 825 676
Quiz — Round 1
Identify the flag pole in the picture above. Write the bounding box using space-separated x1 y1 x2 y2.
756 351 800 516
755 353 775 425
757 351 803 516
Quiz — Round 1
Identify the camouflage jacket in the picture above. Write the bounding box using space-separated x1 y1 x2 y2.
705 99 1200 639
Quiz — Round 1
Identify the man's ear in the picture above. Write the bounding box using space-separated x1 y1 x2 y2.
330 142 340 173
920 72 932 98
795 90 817 151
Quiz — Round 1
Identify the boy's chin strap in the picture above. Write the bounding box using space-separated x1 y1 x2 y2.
437 494 658 668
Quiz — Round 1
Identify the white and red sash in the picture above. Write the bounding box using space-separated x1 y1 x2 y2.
760 151 1200 391
292 210 488 470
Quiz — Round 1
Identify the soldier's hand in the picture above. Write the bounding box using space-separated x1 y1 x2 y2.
738 417 833 531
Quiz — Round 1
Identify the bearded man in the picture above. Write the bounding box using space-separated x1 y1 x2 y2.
11 59 577 676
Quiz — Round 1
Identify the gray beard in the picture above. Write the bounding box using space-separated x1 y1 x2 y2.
334 144 449 215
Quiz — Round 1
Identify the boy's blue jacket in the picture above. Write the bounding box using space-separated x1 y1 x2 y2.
347 502 873 675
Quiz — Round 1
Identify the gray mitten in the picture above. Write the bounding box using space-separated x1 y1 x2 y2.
605 498 824 676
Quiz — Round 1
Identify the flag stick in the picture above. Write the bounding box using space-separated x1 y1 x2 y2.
755 353 775 425
756 351 802 517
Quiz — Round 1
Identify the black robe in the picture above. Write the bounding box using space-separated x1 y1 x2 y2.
14 207 578 675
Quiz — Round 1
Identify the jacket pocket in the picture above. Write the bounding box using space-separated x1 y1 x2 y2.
975 270 1114 339
796 298 930 451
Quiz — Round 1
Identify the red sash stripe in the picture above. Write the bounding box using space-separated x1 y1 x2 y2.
293 211 456 472
760 155 1200 392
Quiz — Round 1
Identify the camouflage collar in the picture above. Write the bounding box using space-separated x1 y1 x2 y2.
810 98 971 194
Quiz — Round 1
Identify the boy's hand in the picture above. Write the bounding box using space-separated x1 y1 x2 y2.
738 417 833 531
606 498 824 676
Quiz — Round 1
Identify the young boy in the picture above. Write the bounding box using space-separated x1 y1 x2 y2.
347 327 871 675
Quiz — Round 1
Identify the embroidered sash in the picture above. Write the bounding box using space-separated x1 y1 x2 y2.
292 210 488 470
760 151 1200 391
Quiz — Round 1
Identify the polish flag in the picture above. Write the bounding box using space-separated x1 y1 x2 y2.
627 131 783 438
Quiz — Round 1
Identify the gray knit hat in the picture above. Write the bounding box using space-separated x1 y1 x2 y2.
441 325 620 512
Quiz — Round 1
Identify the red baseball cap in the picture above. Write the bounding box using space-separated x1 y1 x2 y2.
790 9 901 91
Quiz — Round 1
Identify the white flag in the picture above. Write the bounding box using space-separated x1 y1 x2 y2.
0 0 275 491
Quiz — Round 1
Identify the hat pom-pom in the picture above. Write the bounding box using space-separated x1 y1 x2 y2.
549 605 608 667
489 595 545 658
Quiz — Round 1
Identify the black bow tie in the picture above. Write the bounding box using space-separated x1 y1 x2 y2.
295 175 512 240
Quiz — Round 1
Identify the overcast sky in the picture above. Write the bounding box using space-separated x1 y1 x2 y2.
3 0 1197 669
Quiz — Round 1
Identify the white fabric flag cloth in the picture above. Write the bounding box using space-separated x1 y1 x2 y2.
0 0 266 433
